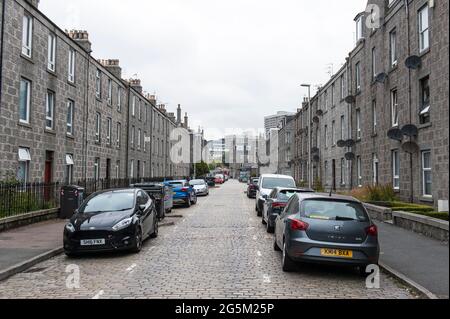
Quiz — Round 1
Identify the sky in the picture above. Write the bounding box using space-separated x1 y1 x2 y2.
40 0 367 140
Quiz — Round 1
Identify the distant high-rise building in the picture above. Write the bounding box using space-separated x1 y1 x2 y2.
264 111 296 138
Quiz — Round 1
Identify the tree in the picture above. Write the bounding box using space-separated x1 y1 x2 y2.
195 161 210 177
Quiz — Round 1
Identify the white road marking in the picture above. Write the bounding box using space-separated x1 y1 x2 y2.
126 264 137 272
253 235 257 241
92 290 104 299
257 251 262 257
263 275 272 283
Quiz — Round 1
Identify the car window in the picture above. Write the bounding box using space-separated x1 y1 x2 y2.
278 190 306 201
262 177 296 189
190 180 205 185
301 199 369 222
80 192 135 213
140 192 150 205
281 196 297 218
169 182 184 188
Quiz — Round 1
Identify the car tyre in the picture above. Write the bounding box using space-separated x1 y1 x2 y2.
282 241 296 272
267 222 275 234
185 198 191 208
150 216 159 239
64 251 76 258
262 215 267 225
132 228 143 253
191 195 197 205
273 238 281 251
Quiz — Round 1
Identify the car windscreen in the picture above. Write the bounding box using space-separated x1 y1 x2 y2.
262 178 296 189
252 179 259 185
190 180 205 185
80 192 135 213
301 199 369 222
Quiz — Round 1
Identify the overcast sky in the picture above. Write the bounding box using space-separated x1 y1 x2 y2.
40 0 367 140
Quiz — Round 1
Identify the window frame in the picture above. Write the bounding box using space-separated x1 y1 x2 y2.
22 14 33 58
389 29 398 67
47 33 57 72
66 99 74 136
422 150 432 197
391 89 399 127
95 112 101 143
45 90 55 130
418 5 430 53
19 78 31 124
392 150 400 190
68 48 76 83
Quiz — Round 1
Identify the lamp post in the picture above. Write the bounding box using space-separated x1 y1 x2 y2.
301 84 312 189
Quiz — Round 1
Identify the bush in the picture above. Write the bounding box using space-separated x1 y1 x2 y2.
366 185 397 202
313 178 324 192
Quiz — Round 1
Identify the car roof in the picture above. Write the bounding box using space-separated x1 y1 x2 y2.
95 188 138 196
274 187 314 193
260 174 294 179
296 192 362 203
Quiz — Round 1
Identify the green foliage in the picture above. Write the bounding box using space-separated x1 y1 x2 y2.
195 161 210 177
366 184 397 202
297 180 306 188
313 178 324 192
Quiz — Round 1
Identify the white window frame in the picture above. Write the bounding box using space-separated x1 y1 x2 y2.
117 87 122 111
138 129 142 150
67 100 74 136
116 122 121 148
340 158 346 185
115 161 120 179
132 96 136 117
19 78 31 124
22 14 33 58
373 154 379 186
418 5 429 53
95 112 101 142
357 156 362 187
355 62 361 91
47 33 56 71
130 160 135 178
340 115 345 140
131 126 135 147
372 100 377 134
356 109 361 140
331 121 336 146
68 48 75 83
95 69 102 99
45 91 55 130
422 151 432 197
18 147 31 183
107 79 113 105
390 29 398 67
372 47 377 79
355 16 363 43
324 125 328 148
65 154 74 185
94 158 100 181
392 150 400 190
340 75 345 99
106 117 112 145
391 89 399 127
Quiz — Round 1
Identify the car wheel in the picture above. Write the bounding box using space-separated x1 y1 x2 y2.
185 198 191 208
257 207 262 217
150 216 159 238
273 237 281 251
282 241 296 272
262 214 267 225
132 228 143 253
192 195 197 205
64 251 76 258
267 221 275 234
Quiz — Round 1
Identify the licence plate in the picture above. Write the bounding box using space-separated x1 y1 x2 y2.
321 248 353 258
80 239 105 246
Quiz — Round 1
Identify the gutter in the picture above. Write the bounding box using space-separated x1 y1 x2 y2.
0 0 6 111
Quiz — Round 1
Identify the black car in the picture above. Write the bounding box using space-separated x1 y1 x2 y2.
205 176 216 187
262 187 314 233
63 189 158 256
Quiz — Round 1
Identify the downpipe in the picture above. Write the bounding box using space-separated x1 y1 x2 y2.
0 0 7 111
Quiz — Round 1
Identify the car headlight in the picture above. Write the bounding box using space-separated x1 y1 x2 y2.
112 217 133 231
65 223 75 233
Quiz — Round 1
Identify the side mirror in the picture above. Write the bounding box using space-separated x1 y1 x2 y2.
263 195 268 199
139 204 146 211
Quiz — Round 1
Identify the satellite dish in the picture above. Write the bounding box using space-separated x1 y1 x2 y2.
346 139 356 148
316 110 324 116
345 152 356 161
402 141 419 154
313 155 320 162
337 140 346 148
375 73 388 84
401 124 419 137
387 128 403 141
313 116 320 123
311 147 319 154
405 55 422 69
345 95 356 104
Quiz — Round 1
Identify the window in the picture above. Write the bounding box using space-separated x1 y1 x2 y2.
356 109 361 140
47 34 56 71
324 125 328 148
419 76 430 124
392 150 400 190
340 74 345 99
138 129 141 150
17 147 31 183
143 132 147 152
65 154 74 185
372 47 377 79
340 158 346 185
372 154 379 186
131 126 135 147
94 158 100 181
418 5 429 52
45 91 55 130
331 83 335 107
340 115 345 140
116 122 121 148
67 100 74 136
422 151 432 196
68 48 75 83
22 14 33 57
107 79 112 105
355 15 363 43
324 161 329 186
355 62 361 91
117 87 122 111
130 160 135 178
390 29 397 67
391 89 399 127
357 156 362 187
372 100 377 134
324 90 328 110
138 99 142 121
132 96 136 117
106 118 112 145
331 121 336 146
115 161 120 179
95 112 101 142
95 69 102 99
19 78 31 124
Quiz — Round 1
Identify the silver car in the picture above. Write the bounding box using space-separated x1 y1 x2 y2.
189 179 209 196
274 193 380 274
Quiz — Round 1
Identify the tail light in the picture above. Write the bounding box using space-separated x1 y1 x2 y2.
366 225 378 236
288 217 309 231
181 187 189 192
272 202 287 209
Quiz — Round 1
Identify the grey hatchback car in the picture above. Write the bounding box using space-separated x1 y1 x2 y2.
274 193 379 274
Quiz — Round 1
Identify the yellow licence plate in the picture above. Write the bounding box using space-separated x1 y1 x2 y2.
321 248 353 258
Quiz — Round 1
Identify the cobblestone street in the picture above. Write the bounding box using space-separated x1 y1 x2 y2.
0 181 416 299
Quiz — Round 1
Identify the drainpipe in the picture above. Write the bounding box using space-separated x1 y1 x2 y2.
0 0 6 111
125 84 132 179
82 54 91 181
405 0 414 203
346 57 353 191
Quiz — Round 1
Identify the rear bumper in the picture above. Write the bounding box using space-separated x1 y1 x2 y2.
287 237 379 266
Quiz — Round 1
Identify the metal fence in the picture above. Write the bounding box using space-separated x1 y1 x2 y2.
0 176 186 219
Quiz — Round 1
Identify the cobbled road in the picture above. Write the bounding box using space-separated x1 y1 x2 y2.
0 180 416 299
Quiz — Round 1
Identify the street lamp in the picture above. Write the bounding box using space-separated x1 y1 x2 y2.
301 84 312 189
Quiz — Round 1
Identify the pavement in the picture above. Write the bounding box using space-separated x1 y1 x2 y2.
0 181 428 299
376 221 449 299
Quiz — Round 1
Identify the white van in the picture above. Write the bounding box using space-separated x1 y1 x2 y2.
255 174 296 216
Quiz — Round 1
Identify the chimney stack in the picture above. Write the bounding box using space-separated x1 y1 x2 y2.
67 30 92 53
27 0 40 8
98 59 122 79
167 112 176 123
184 112 189 129
146 94 157 106
129 79 143 94
177 104 182 125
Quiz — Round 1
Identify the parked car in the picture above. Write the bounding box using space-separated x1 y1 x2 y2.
273 193 380 274
63 189 158 256
256 174 296 217
165 180 197 207
215 174 225 184
247 178 259 198
190 179 209 196
131 182 174 219
205 176 216 187
262 187 314 233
